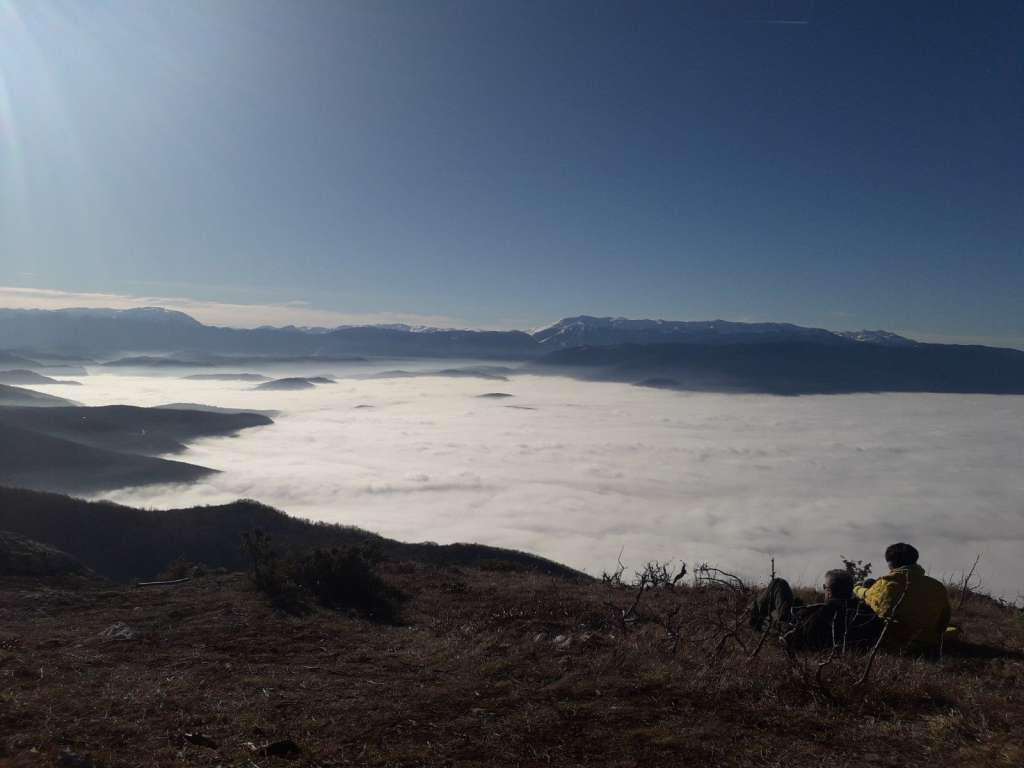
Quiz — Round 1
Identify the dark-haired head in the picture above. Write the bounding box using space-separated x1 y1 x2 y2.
885 542 919 568
823 569 854 599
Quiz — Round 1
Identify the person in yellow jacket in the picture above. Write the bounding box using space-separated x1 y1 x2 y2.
852 542 951 654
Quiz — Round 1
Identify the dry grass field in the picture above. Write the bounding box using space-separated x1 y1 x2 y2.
1 558 1021 767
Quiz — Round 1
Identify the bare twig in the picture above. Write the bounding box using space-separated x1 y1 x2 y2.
603 556 691 649
749 620 773 660
956 554 982 610
748 557 778 661
855 574 911 687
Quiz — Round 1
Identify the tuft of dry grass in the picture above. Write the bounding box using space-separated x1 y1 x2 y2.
0 564 1021 767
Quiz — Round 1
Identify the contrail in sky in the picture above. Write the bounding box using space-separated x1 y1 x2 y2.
744 19 811 25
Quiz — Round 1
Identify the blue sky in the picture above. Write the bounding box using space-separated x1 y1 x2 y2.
1 1 1021 344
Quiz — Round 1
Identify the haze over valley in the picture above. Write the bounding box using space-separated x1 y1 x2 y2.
3 337 1018 598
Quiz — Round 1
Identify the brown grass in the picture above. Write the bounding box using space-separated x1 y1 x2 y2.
1 565 1022 767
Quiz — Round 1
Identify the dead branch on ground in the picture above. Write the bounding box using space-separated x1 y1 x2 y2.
135 577 193 588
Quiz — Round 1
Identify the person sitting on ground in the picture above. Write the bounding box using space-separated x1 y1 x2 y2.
751 569 882 652
852 542 951 654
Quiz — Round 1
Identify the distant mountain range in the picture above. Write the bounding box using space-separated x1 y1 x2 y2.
0 307 924 359
1 307 1022 395
0 307 536 359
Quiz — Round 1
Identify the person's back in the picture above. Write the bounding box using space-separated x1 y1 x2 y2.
753 569 882 653
853 543 951 654
786 597 882 652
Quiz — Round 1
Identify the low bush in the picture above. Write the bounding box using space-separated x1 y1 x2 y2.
242 529 402 622
289 546 403 623
158 558 205 580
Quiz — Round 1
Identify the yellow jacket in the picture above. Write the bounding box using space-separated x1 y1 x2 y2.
853 564 951 652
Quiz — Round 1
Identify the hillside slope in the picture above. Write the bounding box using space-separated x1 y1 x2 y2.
0 487 582 581
1 558 1020 767
0 427 216 494
0 369 80 385
0 383 76 407
0 405 272 456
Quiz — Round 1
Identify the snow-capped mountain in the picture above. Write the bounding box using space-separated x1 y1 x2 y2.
531 315 916 350
834 330 919 347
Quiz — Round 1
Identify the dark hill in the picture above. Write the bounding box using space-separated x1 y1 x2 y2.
0 383 77 407
256 377 317 390
183 373 270 381
157 403 280 417
360 365 515 381
534 341 1024 395
0 369 80 385
0 486 583 581
0 426 215 494
0 405 272 456
102 356 214 368
0 351 42 368
435 366 512 380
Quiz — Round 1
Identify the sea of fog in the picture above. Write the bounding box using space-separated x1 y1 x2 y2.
38 361 1024 598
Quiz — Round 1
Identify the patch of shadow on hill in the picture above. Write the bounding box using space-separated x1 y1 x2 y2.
0 486 588 582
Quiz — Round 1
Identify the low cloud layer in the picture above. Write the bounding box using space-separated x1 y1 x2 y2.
53 366 1024 597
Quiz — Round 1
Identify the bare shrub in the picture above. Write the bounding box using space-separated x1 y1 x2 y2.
158 558 205 580
289 546 404 623
841 555 872 583
241 529 281 592
242 529 401 621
